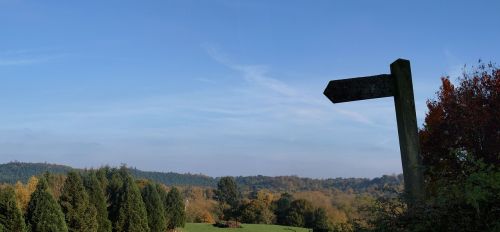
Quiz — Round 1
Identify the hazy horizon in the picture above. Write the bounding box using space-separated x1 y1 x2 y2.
1 1 499 178
1 161 404 179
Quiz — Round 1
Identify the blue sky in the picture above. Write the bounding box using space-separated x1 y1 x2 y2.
1 0 499 178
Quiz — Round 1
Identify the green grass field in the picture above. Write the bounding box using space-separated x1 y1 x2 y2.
181 223 310 232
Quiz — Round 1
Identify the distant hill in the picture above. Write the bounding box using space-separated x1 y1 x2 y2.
128 167 216 187
0 162 403 193
0 162 216 187
0 162 73 183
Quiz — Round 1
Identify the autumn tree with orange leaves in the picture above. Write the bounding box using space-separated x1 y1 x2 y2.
366 62 500 232
419 62 500 187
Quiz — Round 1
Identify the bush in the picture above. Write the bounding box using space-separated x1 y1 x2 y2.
363 159 500 232
213 220 242 228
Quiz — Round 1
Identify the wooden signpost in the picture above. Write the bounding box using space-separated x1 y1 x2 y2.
324 59 424 203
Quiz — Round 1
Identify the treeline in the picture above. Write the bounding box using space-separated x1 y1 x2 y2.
0 162 403 194
0 162 72 184
0 163 402 231
213 176 346 232
0 162 214 187
0 167 186 232
128 168 216 187
0 169 378 232
234 174 403 193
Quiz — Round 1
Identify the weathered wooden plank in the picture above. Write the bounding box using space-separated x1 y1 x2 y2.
323 74 394 103
323 59 425 205
390 59 425 203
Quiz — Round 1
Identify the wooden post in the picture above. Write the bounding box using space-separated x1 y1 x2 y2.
323 58 425 204
390 59 425 202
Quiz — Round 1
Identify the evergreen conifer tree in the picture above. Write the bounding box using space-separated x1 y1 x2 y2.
110 167 150 232
0 187 27 232
155 184 170 227
26 177 68 232
106 168 125 227
164 187 186 230
141 183 167 232
95 167 110 192
59 171 98 232
155 184 168 205
83 171 112 232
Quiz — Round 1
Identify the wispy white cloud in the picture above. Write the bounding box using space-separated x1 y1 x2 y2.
204 45 378 126
234 65 299 97
206 46 298 97
1 46 385 135
0 46 400 177
335 108 375 126
0 48 65 66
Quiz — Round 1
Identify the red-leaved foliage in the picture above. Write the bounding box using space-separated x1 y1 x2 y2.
419 63 500 183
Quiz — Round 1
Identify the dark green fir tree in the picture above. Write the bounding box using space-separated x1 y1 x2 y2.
59 171 98 232
106 168 126 228
164 187 186 230
112 167 150 232
141 183 167 232
26 177 68 232
155 184 170 227
0 186 26 232
83 171 112 232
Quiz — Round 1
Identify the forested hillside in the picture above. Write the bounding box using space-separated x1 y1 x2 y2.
0 168 383 232
0 162 402 194
234 174 403 193
0 162 72 184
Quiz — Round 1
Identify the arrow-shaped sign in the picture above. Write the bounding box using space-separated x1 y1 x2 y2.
324 74 394 103
323 59 425 205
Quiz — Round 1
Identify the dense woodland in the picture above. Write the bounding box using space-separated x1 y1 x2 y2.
0 167 187 232
0 162 401 231
1 165 387 232
0 63 499 232
0 162 403 193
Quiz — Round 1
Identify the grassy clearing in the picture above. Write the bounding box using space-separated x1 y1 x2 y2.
181 223 310 232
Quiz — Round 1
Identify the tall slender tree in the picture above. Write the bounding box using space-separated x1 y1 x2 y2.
106 168 126 228
141 183 167 232
109 167 150 232
164 187 186 230
83 171 112 232
26 177 68 232
155 184 170 227
95 167 110 192
59 171 98 232
0 187 26 232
